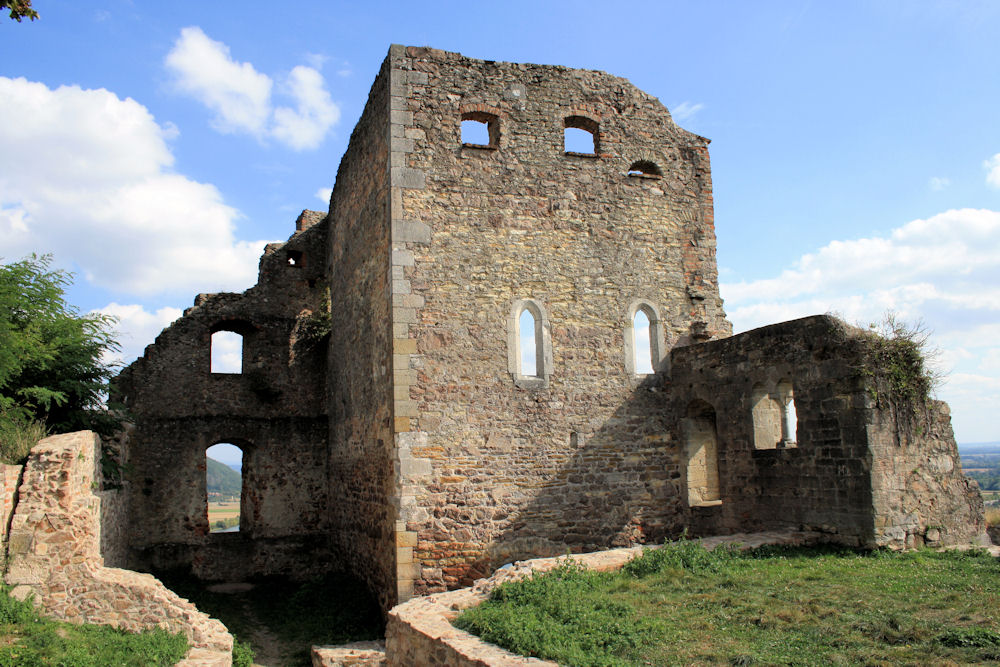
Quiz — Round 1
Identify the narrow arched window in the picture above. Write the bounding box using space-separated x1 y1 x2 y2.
206 443 243 533
564 115 599 156
625 300 664 377
519 309 537 377
211 331 243 374
508 299 552 389
632 309 654 374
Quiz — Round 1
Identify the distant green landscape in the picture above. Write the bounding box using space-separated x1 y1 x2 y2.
959 448 1000 499
207 456 241 498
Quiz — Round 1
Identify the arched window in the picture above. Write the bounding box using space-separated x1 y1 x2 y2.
627 160 662 178
624 300 664 377
519 309 537 376
461 111 499 148
507 298 552 389
751 379 798 449
683 400 721 506
564 115 599 156
206 443 243 533
210 331 243 374
776 379 798 447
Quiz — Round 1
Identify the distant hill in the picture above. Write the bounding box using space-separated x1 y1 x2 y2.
958 442 1000 455
207 457 241 497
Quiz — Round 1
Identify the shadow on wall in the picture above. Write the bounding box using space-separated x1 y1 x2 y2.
458 315 982 585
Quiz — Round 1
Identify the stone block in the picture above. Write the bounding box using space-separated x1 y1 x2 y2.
391 220 431 244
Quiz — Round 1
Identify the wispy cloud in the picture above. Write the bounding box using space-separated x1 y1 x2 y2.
985 153 1000 189
671 101 704 125
165 27 340 151
315 187 332 205
929 176 950 191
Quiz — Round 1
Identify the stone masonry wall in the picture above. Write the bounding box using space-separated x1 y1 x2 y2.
325 53 398 612
670 314 983 547
386 46 731 594
671 316 876 541
869 401 984 548
115 212 333 581
4 431 232 664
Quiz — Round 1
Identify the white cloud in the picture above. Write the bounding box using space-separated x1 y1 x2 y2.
985 153 1000 189
929 176 950 191
98 302 183 366
671 101 704 125
721 207 1000 443
0 76 270 295
165 27 339 151
315 187 332 205
165 26 272 137
272 66 341 150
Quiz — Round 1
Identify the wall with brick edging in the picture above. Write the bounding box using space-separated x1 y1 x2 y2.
3 431 233 667
379 531 823 667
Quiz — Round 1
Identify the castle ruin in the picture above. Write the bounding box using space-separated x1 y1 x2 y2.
113 45 984 614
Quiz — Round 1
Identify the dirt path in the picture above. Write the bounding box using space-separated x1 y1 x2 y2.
205 582 309 667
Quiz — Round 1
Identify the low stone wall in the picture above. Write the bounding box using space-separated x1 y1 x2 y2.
3 431 232 667
376 530 823 666
312 640 387 667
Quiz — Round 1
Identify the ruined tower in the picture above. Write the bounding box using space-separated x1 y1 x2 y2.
116 46 983 614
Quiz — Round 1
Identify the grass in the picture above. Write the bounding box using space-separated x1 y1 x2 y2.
0 584 188 666
156 570 383 667
455 541 1000 666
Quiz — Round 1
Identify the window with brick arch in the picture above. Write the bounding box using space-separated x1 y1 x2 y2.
461 111 499 148
564 115 600 155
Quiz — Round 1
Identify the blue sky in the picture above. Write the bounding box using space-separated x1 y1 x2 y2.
2 1 999 445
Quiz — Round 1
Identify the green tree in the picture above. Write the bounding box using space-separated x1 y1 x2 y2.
0 255 119 449
2 0 37 22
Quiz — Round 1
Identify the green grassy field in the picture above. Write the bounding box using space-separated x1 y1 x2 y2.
0 585 188 667
456 542 1000 667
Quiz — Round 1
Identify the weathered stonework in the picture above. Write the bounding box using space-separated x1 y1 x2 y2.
114 211 333 581
111 45 984 615
669 315 984 547
4 431 232 666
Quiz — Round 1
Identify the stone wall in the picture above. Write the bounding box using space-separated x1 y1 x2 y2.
386 45 731 595
869 401 984 548
109 45 984 613
670 314 983 547
325 53 398 612
0 463 21 543
114 212 333 581
4 431 232 665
